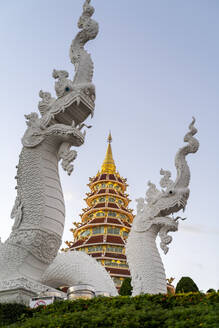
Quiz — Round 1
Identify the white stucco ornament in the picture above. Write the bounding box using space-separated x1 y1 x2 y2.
0 0 117 304
126 118 199 296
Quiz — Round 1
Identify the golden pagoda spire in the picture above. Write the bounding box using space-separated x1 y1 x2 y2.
101 132 116 173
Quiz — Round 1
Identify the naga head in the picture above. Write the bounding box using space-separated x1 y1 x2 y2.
146 174 189 219
146 118 199 219
22 97 92 176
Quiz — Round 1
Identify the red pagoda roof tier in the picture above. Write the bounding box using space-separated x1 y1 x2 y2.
90 218 106 224
73 218 131 234
89 173 127 190
123 221 131 228
90 253 102 258
108 202 119 209
70 239 84 248
99 174 107 180
94 203 105 209
109 174 116 180
97 189 106 194
104 253 127 260
85 235 104 245
108 189 116 194
106 235 125 245
105 267 130 276
106 218 122 225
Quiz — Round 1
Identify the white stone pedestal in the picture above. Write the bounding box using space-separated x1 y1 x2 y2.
0 278 64 306
0 288 36 306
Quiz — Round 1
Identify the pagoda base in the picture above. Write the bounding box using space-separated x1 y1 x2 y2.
0 277 62 306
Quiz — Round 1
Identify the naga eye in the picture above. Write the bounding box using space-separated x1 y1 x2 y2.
169 190 173 194
65 87 70 92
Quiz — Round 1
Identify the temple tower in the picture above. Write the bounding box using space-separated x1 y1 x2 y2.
65 133 134 289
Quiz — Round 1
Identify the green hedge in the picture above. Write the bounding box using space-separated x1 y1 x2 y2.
1 292 219 328
0 303 31 326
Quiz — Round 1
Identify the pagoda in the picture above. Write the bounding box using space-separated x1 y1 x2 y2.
65 133 134 289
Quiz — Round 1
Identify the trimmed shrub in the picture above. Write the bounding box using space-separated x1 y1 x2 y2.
175 276 199 293
207 289 216 293
119 278 132 296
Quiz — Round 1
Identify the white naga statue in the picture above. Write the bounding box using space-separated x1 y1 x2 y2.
0 0 117 303
126 118 199 296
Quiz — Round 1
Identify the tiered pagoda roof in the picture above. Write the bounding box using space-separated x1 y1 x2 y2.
65 133 134 289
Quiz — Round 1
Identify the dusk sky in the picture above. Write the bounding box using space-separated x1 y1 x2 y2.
0 0 218 292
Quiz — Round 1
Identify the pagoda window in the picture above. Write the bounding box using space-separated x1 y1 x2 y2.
107 227 120 235
80 230 90 237
104 260 128 268
120 214 126 219
96 211 104 217
108 197 115 202
101 183 106 188
108 211 117 217
99 197 105 202
119 263 128 268
107 246 123 253
105 260 117 267
123 231 129 237
105 260 127 268
92 226 104 235
88 245 102 252
117 199 123 205
108 184 114 188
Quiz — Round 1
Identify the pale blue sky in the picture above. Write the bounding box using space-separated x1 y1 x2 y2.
0 0 218 292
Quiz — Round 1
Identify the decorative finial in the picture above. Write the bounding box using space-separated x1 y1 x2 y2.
101 132 116 174
108 131 112 144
